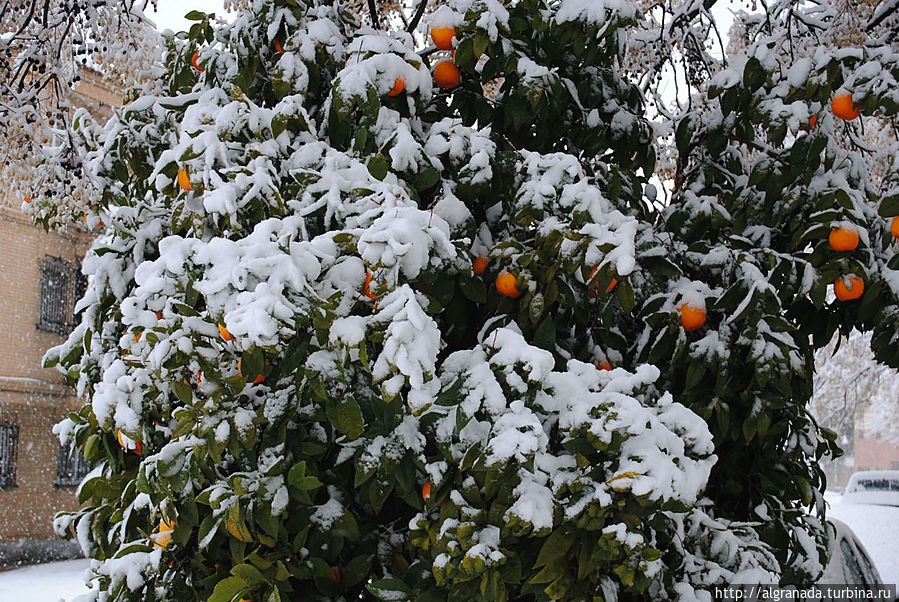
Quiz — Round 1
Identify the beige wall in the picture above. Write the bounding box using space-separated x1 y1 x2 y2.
0 206 92 541
854 431 899 473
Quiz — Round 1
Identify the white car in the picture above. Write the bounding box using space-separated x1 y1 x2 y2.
821 519 885 588
826 471 899 591
842 470 899 506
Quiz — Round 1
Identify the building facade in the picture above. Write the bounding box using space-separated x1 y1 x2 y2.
0 69 116 560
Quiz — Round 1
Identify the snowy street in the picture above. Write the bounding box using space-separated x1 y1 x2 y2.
0 559 90 601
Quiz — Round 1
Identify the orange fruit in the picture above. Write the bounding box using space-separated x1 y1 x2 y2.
177 167 191 191
134 331 142 343
387 77 405 97
834 276 864 301
274 39 283 53
808 114 817 129
218 323 232 342
891 216 899 239
331 567 341 582
596 361 612 371
831 93 860 121
588 267 617 297
23 195 31 204
117 430 142 454
364 272 380 300
434 60 461 89
472 255 488 276
495 271 522 298
422 480 432 500
191 52 204 72
677 304 706 332
828 226 859 251
430 26 456 50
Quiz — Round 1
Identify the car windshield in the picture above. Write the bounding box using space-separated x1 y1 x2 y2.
851 478 899 493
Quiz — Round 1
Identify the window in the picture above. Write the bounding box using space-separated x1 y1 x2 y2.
37 257 84 335
56 443 91 487
0 424 19 489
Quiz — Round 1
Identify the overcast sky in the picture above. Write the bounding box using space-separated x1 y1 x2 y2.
147 0 229 33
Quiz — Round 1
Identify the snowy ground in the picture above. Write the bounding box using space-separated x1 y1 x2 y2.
825 491 899 587
0 558 90 601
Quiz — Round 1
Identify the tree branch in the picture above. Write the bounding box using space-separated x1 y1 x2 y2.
367 0 380 29
867 0 899 31
407 0 429 33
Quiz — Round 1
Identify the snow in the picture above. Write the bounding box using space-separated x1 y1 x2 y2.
0 559 91 601
825 492 899 588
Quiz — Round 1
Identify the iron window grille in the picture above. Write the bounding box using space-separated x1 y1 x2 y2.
0 424 19 489
56 442 92 487
37 257 84 335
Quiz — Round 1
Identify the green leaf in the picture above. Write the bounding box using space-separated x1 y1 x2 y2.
534 316 556 351
528 292 545 324
367 578 412 601
534 530 574 568
473 30 490 58
331 395 364 440
675 116 694 155
414 167 440 191
459 274 487 303
742 57 766 91
294 476 324 491
171 380 194 405
208 576 248 602
878 194 899 217
231 563 267 585
367 154 389 181
184 10 206 21
616 279 635 313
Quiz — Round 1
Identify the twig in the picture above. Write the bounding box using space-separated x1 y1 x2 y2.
368 0 380 29
407 0 429 33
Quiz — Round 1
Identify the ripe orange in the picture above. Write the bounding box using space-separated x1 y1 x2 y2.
177 167 191 191
134 331 142 343
596 361 612 371
191 52 204 72
422 480 431 500
364 272 380 300
891 216 899 239
828 226 859 251
472 255 488 276
588 267 617 297
274 39 283 53
677 303 706 332
23 195 31 204
434 60 461 89
117 430 142 455
808 114 817 129
430 26 456 50
218 323 232 342
387 77 405 97
833 276 864 301
831 93 860 121
495 271 522 298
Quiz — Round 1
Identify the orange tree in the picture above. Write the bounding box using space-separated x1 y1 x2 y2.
36 0 899 600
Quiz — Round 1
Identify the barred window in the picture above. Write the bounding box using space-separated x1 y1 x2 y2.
0 424 19 489
56 443 91 487
37 257 84 335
